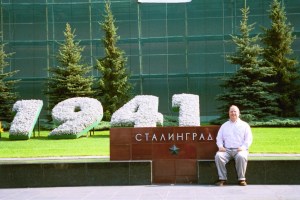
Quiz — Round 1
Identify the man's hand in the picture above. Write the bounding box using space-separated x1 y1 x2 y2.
237 147 243 151
218 147 226 152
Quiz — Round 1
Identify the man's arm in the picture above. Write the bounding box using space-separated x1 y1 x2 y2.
216 124 226 152
240 123 253 151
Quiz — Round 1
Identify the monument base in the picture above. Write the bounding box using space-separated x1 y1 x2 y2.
110 126 220 184
1 156 299 188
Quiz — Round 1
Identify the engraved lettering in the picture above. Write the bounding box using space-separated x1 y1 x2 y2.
192 132 197 140
168 133 174 141
199 133 205 140
207 133 213 140
177 133 184 141
160 133 166 141
145 132 149 141
185 132 190 140
152 133 158 141
135 133 142 141
133 131 215 142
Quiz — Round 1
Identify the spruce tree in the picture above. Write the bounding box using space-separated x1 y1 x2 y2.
96 0 133 121
261 0 300 117
0 35 20 121
45 23 94 111
216 5 278 122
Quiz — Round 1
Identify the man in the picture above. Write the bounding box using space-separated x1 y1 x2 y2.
215 105 253 186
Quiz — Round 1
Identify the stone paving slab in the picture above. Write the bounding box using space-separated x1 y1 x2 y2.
0 185 299 200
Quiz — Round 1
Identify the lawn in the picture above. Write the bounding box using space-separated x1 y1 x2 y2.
0 127 299 158
0 131 110 158
250 127 300 153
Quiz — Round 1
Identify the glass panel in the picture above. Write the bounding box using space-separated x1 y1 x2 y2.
142 55 168 75
142 78 169 113
1 0 300 120
168 55 186 74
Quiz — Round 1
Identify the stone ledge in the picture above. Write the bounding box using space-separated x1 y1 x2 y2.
0 156 110 164
0 160 151 188
249 154 300 160
1 155 299 188
198 158 300 185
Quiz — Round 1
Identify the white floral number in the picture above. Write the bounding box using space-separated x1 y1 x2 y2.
110 95 163 127
49 97 103 138
172 93 200 126
9 100 43 139
7 93 201 140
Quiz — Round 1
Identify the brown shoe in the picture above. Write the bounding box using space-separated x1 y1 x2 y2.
238 180 247 186
215 180 227 186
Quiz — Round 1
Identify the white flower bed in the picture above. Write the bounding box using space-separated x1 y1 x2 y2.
9 100 43 137
49 97 103 136
172 93 200 126
111 95 163 127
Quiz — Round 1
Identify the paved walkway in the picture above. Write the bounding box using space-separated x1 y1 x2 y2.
0 185 299 200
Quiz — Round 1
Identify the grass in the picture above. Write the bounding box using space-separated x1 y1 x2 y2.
0 127 299 158
0 131 110 158
250 127 300 153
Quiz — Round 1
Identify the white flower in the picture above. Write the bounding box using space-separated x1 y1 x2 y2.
111 95 163 127
172 93 200 126
49 97 103 136
9 100 43 137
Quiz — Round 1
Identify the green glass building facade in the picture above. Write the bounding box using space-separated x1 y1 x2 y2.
1 0 300 121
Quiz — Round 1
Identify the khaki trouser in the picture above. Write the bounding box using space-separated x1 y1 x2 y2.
215 148 249 181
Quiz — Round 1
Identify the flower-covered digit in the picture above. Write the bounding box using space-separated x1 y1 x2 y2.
9 100 43 140
172 93 200 126
49 97 103 139
110 95 163 127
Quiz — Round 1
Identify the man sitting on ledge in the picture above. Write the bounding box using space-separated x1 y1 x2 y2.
215 105 253 186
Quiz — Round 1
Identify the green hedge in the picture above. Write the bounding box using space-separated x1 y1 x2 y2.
249 119 300 127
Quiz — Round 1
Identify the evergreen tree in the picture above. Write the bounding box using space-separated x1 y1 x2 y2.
216 5 278 122
261 0 300 117
0 35 20 121
45 23 94 111
96 0 133 121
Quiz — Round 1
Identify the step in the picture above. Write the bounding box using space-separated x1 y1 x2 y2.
0 157 151 188
1 154 299 188
198 155 300 185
